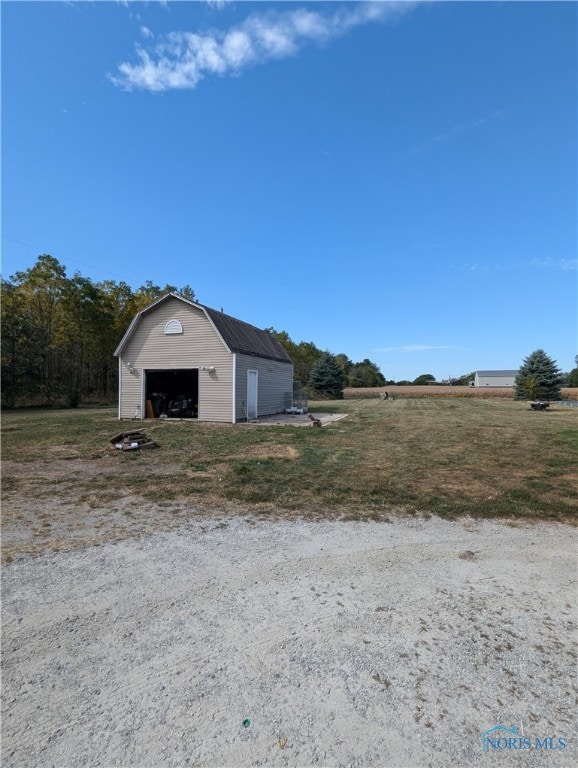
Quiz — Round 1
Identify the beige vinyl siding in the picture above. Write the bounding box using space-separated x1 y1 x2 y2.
235 354 293 421
119 297 233 421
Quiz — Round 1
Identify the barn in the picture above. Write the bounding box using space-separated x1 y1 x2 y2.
473 370 517 387
114 294 293 422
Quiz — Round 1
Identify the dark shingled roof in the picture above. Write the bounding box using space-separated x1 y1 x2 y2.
202 305 292 364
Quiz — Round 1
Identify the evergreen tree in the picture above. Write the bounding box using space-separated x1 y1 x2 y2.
514 349 563 401
308 353 345 399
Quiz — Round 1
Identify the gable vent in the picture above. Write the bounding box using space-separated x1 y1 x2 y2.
164 319 183 335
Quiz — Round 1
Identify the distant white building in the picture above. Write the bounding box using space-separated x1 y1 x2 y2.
473 370 517 387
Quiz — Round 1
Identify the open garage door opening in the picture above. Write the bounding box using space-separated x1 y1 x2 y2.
145 369 198 419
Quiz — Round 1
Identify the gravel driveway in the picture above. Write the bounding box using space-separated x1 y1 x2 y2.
2 516 576 767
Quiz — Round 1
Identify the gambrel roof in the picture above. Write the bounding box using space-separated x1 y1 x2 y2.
114 293 292 364
202 305 291 363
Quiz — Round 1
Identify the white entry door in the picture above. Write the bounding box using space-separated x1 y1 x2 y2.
247 370 258 420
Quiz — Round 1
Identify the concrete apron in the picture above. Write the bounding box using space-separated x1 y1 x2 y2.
241 413 348 427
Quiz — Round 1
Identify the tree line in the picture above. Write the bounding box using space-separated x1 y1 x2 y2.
1 254 388 408
1 254 195 408
5 255 572 408
265 329 387 396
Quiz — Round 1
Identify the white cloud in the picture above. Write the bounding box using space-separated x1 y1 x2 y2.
530 257 577 271
375 345 455 353
110 2 414 92
458 258 577 273
204 0 233 9
140 26 154 39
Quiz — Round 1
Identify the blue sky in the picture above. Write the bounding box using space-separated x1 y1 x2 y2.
2 0 576 381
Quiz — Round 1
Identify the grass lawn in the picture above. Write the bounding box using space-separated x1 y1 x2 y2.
2 398 578 520
2 398 576 560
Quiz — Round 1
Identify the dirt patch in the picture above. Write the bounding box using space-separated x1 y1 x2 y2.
2 517 576 767
243 445 300 460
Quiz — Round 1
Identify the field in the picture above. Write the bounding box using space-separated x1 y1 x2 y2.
344 385 578 399
2 397 576 562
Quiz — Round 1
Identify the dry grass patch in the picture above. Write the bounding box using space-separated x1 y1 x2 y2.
2 400 577 560
242 444 299 460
